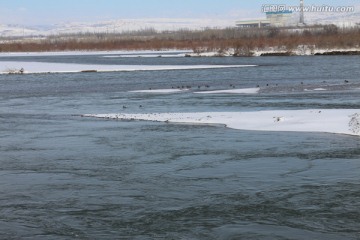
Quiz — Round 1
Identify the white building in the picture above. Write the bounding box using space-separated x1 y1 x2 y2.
236 11 295 28
235 20 270 28
266 11 294 27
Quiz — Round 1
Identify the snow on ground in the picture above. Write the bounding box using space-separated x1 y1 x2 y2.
129 89 189 94
304 88 327 92
2 7 359 38
1 47 359 59
186 47 360 57
187 52 224 57
0 50 192 57
82 109 360 136
0 18 236 37
0 61 256 74
194 88 260 94
128 88 259 95
102 54 186 58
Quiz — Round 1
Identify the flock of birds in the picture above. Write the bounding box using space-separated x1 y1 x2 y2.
122 79 352 110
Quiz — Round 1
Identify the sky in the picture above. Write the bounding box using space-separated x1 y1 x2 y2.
0 0 358 25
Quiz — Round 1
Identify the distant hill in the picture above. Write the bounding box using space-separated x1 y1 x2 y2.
0 19 235 37
305 5 360 27
1 6 359 38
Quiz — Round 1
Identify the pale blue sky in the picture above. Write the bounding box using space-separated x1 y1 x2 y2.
0 0 357 25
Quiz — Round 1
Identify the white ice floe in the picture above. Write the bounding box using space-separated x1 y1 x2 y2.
304 88 327 92
0 50 192 57
128 89 189 94
0 61 256 74
83 109 360 136
102 54 185 58
194 88 260 94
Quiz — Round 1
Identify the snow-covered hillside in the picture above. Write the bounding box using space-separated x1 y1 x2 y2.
0 6 359 38
0 18 235 37
305 6 360 27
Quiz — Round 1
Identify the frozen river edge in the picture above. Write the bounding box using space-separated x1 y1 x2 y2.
83 109 360 136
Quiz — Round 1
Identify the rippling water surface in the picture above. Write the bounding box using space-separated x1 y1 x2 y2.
0 55 360 239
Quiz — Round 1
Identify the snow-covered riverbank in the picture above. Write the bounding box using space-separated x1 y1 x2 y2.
0 61 256 74
83 109 360 136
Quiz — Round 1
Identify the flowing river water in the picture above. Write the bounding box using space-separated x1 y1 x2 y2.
0 54 360 239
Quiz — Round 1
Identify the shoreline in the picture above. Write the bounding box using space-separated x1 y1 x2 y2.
82 109 360 137
0 49 192 57
0 61 256 75
186 47 360 57
0 48 360 58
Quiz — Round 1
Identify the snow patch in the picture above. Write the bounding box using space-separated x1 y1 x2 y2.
103 54 186 58
305 88 327 92
194 88 260 94
0 61 256 74
82 109 360 136
129 89 189 94
0 50 192 57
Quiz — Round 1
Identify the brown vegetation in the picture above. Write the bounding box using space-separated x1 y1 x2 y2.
0 25 359 54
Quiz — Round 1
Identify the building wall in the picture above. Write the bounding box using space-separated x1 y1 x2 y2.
266 13 293 27
236 12 294 29
236 20 270 28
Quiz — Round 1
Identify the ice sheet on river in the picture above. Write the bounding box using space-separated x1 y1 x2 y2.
194 88 260 94
0 61 256 74
83 109 360 136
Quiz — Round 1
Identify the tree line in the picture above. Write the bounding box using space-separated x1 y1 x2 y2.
0 25 359 55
